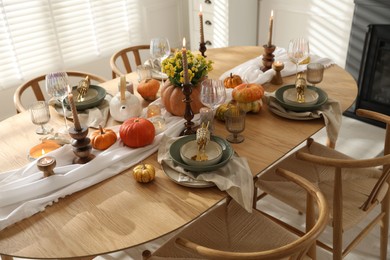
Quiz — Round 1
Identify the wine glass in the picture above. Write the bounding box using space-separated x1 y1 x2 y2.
150 37 171 81
45 72 69 134
200 79 226 112
306 63 325 87
225 108 246 143
287 38 310 75
30 101 52 135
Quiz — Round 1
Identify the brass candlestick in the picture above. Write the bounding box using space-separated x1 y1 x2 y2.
181 83 196 135
261 44 276 72
199 42 207 57
271 61 284 85
37 156 56 178
69 126 95 164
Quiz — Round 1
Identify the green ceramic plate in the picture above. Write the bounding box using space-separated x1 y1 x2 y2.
275 85 328 112
169 135 234 172
64 85 106 111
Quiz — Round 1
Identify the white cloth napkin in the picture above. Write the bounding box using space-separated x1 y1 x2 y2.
219 48 334 84
54 94 112 129
265 93 342 144
0 109 185 231
158 135 254 213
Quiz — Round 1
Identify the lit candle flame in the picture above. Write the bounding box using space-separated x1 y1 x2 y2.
182 37 186 48
200 4 202 13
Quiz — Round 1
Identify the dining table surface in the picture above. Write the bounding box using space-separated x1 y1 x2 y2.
0 46 357 259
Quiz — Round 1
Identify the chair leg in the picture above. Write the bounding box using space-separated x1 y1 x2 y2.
380 192 389 260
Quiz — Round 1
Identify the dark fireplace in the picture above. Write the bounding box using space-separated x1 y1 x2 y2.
344 0 390 128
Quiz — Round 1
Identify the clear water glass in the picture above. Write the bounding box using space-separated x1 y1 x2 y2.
287 38 310 75
200 79 226 112
45 72 70 134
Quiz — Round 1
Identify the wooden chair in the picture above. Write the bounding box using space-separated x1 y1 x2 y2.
142 168 329 260
257 109 390 260
110 44 151 79
13 71 107 113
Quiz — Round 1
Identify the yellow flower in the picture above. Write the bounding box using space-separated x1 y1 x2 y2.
162 49 213 86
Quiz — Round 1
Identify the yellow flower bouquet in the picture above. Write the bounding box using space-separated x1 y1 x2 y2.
162 50 213 86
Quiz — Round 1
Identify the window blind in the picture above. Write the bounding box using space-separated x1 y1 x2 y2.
0 0 137 91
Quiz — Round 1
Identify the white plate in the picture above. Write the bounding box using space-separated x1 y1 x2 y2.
161 161 215 188
283 88 319 106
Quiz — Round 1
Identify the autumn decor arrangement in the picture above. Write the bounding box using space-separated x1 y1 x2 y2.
161 50 213 116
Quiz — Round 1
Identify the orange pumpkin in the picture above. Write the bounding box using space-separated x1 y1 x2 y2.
137 78 160 101
232 83 265 103
223 73 242 89
160 79 203 116
90 125 117 150
119 117 155 148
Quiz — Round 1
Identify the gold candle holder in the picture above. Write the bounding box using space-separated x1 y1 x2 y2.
271 61 284 85
37 156 56 178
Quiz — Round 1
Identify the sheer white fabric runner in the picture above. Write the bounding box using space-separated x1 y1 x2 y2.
0 107 184 231
219 47 334 84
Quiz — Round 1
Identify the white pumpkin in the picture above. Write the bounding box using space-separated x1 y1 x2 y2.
109 76 142 122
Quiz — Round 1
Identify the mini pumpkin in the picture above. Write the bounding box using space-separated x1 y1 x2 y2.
224 73 243 89
133 163 155 183
137 78 160 101
119 117 155 148
90 125 117 150
232 83 265 103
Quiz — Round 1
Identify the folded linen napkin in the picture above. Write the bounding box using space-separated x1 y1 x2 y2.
219 48 335 84
158 135 254 213
265 93 342 145
53 94 112 129
0 110 185 231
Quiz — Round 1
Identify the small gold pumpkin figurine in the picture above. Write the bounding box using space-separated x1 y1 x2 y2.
295 73 306 103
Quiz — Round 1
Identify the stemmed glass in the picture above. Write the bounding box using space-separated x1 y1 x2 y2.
306 63 325 87
200 79 227 112
45 72 69 134
150 37 171 82
30 101 52 135
287 38 310 75
225 108 246 143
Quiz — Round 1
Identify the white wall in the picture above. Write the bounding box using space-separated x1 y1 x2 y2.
258 0 355 68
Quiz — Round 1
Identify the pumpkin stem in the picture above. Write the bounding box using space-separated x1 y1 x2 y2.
229 72 233 78
99 125 105 134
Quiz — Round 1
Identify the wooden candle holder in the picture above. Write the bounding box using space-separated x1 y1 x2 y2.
271 61 284 85
69 126 95 164
199 42 207 57
37 156 56 178
261 44 276 72
181 83 196 136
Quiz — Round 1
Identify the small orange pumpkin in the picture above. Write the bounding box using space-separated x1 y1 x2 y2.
223 73 243 89
232 83 265 103
137 78 160 101
119 117 155 148
90 125 117 150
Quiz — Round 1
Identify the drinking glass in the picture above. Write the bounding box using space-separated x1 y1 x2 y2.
150 37 171 82
225 108 245 143
200 79 226 112
30 101 52 135
306 63 325 87
287 38 310 75
45 72 69 134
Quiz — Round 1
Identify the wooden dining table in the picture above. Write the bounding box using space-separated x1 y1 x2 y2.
0 46 357 259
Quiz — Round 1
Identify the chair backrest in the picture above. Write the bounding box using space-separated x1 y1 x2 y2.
174 168 329 260
110 44 150 79
13 71 107 113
